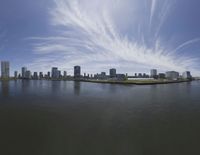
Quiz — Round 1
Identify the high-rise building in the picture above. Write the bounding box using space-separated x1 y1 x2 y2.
58 70 61 78
74 66 81 78
109 68 116 78
52 67 59 79
22 67 27 79
39 72 43 79
1 61 10 78
47 72 51 78
63 71 67 78
150 69 157 78
14 71 18 79
33 72 38 79
25 71 31 79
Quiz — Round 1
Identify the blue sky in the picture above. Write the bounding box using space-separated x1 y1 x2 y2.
0 0 200 76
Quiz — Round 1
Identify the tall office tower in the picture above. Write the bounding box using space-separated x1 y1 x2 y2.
74 66 81 78
47 72 51 78
39 72 43 79
150 69 157 78
58 70 61 78
33 72 38 79
63 71 67 78
14 71 18 79
52 67 59 79
1 61 10 78
22 67 27 79
109 68 116 78
25 71 31 79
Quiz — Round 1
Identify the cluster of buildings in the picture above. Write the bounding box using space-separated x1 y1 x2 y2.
149 69 192 80
0 61 192 81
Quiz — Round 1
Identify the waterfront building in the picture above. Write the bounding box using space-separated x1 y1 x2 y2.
109 68 116 78
158 73 166 79
39 72 43 79
47 72 51 78
74 66 81 78
63 71 67 78
166 71 179 80
150 69 157 78
26 71 32 79
14 71 18 79
116 74 126 81
25 70 31 79
52 67 59 79
33 72 38 79
58 70 62 78
138 73 143 78
182 71 192 79
22 67 27 79
1 61 10 78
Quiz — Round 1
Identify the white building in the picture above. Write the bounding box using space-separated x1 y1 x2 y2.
182 71 192 79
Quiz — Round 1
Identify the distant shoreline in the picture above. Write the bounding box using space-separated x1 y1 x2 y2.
80 79 192 85
0 78 194 85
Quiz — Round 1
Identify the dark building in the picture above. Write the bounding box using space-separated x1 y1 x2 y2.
33 72 38 79
47 72 51 78
14 71 18 79
63 71 67 78
158 73 166 79
25 71 31 79
52 67 59 79
39 72 43 79
74 66 81 78
116 74 126 81
22 67 27 79
109 68 116 78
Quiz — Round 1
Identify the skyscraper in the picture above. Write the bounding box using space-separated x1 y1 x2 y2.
52 67 59 79
150 69 157 78
109 68 116 78
25 71 32 79
14 71 18 79
63 71 67 78
33 72 38 79
22 67 27 79
74 66 81 78
1 61 10 78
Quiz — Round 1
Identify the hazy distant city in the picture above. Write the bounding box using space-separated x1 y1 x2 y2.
0 61 193 82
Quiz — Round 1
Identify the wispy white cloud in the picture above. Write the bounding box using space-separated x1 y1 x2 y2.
28 0 200 75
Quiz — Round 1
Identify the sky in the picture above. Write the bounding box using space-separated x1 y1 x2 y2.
0 0 200 76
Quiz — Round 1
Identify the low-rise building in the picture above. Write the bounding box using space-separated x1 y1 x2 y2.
182 71 192 79
166 71 179 80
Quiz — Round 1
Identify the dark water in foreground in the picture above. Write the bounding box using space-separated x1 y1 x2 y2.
0 80 200 155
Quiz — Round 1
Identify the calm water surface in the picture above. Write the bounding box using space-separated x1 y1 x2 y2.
0 80 200 155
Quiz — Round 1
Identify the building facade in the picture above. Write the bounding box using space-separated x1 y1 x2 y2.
22 67 27 79
52 67 59 79
1 61 10 78
150 69 157 78
14 71 18 79
109 68 116 78
182 71 192 79
74 66 81 78
166 71 179 80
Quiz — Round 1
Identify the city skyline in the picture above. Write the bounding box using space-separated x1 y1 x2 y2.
0 0 200 76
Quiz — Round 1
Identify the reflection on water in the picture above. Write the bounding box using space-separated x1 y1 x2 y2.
0 80 200 155
1 81 9 97
74 81 81 96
